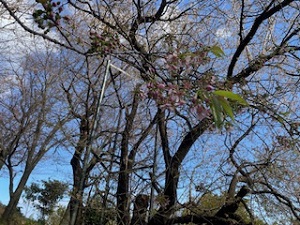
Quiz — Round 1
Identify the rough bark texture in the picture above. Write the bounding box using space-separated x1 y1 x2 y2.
1 170 31 224
60 118 88 225
130 195 149 225
117 91 140 225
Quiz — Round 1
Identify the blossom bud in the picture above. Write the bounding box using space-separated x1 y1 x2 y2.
206 85 214 91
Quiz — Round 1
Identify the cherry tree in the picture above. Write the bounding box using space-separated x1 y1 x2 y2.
0 0 300 225
0 49 70 223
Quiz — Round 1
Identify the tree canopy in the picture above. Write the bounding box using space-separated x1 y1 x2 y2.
24 179 68 222
0 0 300 225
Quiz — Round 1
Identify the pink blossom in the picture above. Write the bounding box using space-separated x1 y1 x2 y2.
147 82 155 89
138 89 147 100
169 94 179 103
167 84 177 90
160 103 174 110
210 76 216 84
206 85 214 91
166 53 178 63
193 105 210 120
183 81 192 89
149 67 155 74
192 95 199 104
166 64 177 72
157 83 166 89
175 99 186 106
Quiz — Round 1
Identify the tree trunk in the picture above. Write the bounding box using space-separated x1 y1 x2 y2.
148 119 210 225
116 91 140 225
130 194 149 225
60 163 85 225
59 203 71 225
1 167 32 224
60 118 88 225
116 143 130 225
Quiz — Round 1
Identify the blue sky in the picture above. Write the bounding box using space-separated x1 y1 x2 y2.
0 146 72 218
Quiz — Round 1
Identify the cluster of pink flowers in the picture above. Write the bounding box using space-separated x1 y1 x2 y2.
89 31 119 55
142 79 212 120
146 82 186 110
191 99 211 120
139 46 215 120
165 49 208 77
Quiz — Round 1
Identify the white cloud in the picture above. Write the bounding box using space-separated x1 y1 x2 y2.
0 5 60 59
0 6 61 98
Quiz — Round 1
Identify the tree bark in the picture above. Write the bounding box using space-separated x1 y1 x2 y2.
130 195 149 225
60 118 88 225
1 166 32 224
116 92 140 225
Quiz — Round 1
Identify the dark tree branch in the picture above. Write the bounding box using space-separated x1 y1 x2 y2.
227 0 295 79
157 108 172 168
128 111 159 164
216 185 250 218
166 214 249 225
255 174 300 221
150 117 211 224
149 172 162 194
228 121 257 187
254 188 300 221
172 117 211 167
117 86 141 225
130 194 149 225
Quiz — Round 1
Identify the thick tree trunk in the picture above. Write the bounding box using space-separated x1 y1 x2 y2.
148 118 211 225
1 167 32 224
60 173 85 225
59 203 71 225
147 165 179 225
116 130 131 225
116 166 130 225
0 159 5 171
69 154 85 225
116 148 133 224
60 118 88 225
116 91 140 225
130 195 149 225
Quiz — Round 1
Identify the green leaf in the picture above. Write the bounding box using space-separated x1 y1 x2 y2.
33 9 44 18
277 116 284 124
213 90 248 105
279 111 290 117
210 45 225 57
196 90 209 102
210 95 224 128
218 97 234 120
